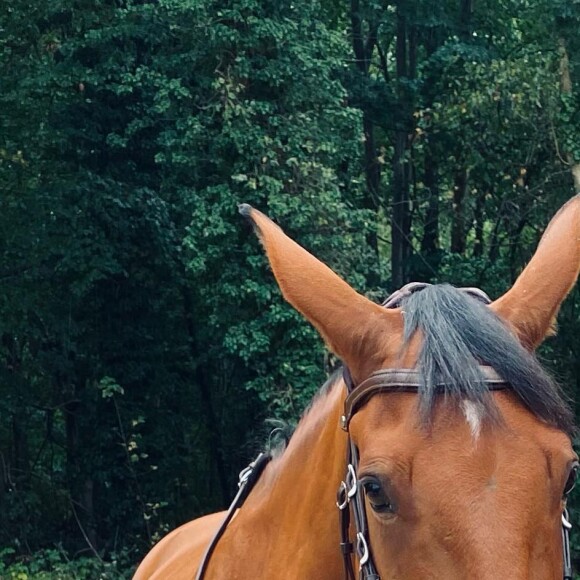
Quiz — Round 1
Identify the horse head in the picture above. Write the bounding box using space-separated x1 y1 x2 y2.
240 196 580 579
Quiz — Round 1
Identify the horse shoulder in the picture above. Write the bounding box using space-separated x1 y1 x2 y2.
133 511 226 580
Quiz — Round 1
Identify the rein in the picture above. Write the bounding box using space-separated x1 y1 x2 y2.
194 452 271 580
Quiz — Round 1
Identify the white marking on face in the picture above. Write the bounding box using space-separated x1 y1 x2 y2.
462 399 482 438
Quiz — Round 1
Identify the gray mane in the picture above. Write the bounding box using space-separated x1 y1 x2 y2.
401 284 574 434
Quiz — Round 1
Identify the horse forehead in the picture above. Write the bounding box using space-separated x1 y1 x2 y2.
353 391 573 470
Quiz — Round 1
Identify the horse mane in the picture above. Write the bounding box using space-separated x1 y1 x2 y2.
401 284 575 435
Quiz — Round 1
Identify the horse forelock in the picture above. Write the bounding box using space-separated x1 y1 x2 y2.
400 284 575 435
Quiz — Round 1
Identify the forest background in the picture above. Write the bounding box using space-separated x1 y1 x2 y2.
1 0 580 577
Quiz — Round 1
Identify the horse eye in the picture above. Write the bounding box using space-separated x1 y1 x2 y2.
361 478 395 514
563 463 579 497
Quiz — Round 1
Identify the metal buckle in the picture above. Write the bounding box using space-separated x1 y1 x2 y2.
238 462 254 487
336 481 349 510
562 510 572 530
562 508 573 580
336 464 358 510
346 464 357 499
356 532 370 568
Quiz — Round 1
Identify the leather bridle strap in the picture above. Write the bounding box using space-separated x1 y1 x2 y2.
348 439 380 580
337 443 356 580
563 508 573 580
338 366 382 580
341 366 508 432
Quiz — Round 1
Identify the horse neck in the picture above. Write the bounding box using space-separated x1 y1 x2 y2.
214 379 347 578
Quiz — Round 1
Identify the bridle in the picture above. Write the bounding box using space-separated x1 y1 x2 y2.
336 282 574 580
337 364 574 580
195 283 574 580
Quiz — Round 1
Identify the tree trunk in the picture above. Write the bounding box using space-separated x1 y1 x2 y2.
473 190 485 257
451 169 468 254
420 28 442 260
363 114 380 207
448 0 474 257
12 412 29 483
559 38 580 193
182 289 229 505
350 0 381 260
82 477 98 550
392 131 409 288
65 397 98 549
421 156 439 255
459 0 474 40
391 0 412 288
65 400 78 482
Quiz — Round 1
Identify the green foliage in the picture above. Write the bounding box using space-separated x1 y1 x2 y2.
1 0 580 574
0 547 131 579
0 0 373 567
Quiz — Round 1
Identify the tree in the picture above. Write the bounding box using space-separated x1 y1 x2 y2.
0 0 377 564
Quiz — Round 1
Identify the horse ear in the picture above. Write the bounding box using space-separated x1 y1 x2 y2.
239 204 402 378
491 195 580 349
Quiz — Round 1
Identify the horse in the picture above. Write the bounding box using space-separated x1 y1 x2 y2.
134 195 580 579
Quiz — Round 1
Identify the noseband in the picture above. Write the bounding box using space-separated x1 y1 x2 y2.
336 282 574 580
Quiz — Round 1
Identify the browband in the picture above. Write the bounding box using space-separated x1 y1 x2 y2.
340 366 509 431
